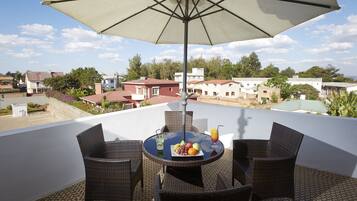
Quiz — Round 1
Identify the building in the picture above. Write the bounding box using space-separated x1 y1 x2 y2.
257 85 280 104
233 76 323 97
188 80 241 99
25 71 64 94
101 74 119 90
175 68 204 90
122 78 179 102
322 82 357 96
271 100 328 115
0 76 14 90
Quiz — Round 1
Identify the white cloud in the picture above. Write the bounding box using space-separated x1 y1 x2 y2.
0 34 51 47
227 34 296 54
19 24 55 39
61 27 122 52
308 42 353 53
98 52 121 63
7 48 42 58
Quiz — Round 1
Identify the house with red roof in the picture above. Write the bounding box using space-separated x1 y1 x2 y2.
122 77 179 106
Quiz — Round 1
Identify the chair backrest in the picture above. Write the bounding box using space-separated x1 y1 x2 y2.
158 185 252 201
270 122 304 156
76 124 105 157
165 111 194 132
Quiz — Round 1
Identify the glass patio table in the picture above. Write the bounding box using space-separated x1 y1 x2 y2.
143 131 224 188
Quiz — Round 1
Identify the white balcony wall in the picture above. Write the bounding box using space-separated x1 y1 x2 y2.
185 102 357 179
0 101 357 201
0 103 172 201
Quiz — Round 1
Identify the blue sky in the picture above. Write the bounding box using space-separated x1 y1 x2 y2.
0 0 356 76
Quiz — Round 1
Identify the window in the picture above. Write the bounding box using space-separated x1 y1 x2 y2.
152 87 160 96
231 92 235 96
213 92 217 96
263 90 267 93
226 92 229 96
205 91 208 95
36 82 40 88
169 88 173 92
136 87 143 95
229 84 232 87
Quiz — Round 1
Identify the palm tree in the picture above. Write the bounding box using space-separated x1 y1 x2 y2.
326 91 357 118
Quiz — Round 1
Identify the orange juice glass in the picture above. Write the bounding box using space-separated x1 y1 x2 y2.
210 128 219 144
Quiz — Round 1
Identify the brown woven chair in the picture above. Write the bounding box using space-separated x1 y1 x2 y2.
232 122 304 201
76 124 143 201
154 173 252 201
161 111 199 133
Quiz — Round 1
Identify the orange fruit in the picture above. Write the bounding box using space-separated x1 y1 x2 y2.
188 147 198 156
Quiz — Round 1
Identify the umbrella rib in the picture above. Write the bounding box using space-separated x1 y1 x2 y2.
42 0 76 5
150 7 182 20
206 0 273 37
277 0 339 9
190 0 225 19
153 0 182 19
176 0 185 17
155 3 181 44
99 0 167 34
191 8 224 20
188 0 200 17
194 6 213 45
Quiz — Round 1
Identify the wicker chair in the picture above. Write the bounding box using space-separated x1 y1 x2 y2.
161 111 199 133
154 173 252 201
232 122 304 201
76 124 143 201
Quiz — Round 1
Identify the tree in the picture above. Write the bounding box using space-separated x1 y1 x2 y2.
266 75 292 100
326 91 357 118
280 67 295 78
44 74 80 92
234 52 261 77
71 67 102 89
127 54 142 80
257 64 279 77
298 66 352 82
291 84 319 100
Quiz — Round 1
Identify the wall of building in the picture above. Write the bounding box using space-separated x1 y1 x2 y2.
0 101 356 201
156 84 179 97
191 82 241 98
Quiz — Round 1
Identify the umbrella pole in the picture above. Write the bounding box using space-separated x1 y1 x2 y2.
182 0 189 142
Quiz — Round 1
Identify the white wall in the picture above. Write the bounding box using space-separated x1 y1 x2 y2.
0 101 357 201
0 103 172 201
184 102 357 179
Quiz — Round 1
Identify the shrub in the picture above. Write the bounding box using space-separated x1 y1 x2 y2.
271 92 278 103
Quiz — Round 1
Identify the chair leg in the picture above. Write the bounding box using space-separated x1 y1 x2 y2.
141 178 144 189
232 176 235 187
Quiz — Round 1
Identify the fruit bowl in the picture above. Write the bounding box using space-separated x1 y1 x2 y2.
170 141 204 157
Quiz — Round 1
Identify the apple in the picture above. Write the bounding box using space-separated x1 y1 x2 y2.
192 143 200 151
185 142 192 149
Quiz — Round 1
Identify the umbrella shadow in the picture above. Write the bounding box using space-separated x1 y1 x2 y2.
236 109 251 139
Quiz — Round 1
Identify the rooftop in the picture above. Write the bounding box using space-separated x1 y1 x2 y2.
203 80 238 85
271 100 328 114
81 91 131 104
123 78 178 85
322 82 357 88
26 71 64 82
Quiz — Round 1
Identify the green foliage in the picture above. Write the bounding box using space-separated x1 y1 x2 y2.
280 67 295 78
140 100 151 107
326 91 357 118
70 67 102 88
266 75 292 100
298 66 352 82
271 92 278 103
127 54 142 80
257 64 279 77
291 84 319 100
101 96 110 109
44 74 80 92
27 102 47 113
67 88 93 100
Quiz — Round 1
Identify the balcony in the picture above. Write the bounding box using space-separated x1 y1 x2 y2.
131 94 145 101
0 101 356 201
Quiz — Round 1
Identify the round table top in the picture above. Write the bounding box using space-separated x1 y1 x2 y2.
143 131 224 167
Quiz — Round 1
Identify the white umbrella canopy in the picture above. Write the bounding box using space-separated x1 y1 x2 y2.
43 0 339 45
42 0 339 138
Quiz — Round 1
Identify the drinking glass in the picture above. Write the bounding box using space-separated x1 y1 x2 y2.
155 133 165 151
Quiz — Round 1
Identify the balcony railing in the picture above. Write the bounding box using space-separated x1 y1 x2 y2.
0 101 356 201
131 94 145 101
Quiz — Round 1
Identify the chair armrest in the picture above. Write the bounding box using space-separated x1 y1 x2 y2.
233 139 269 159
161 125 169 133
252 156 296 183
104 140 143 160
154 175 162 201
216 173 231 190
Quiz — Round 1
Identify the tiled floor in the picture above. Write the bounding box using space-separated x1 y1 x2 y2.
39 150 357 201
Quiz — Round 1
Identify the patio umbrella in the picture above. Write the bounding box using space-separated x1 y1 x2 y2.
42 0 339 140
